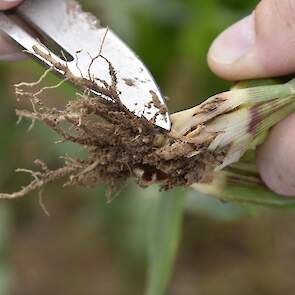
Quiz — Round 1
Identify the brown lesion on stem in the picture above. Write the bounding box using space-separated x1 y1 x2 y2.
193 96 227 116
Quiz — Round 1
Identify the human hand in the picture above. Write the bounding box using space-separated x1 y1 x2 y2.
207 0 295 196
0 0 25 60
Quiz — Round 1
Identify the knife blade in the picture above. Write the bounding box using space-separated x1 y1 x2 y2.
0 0 171 130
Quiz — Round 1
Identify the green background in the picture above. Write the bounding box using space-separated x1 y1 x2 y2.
0 0 295 294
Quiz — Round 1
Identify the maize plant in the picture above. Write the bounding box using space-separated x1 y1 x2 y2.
1 59 295 208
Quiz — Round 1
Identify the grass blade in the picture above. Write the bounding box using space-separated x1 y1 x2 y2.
146 189 186 295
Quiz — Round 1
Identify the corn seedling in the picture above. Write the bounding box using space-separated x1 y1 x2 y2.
1 41 295 208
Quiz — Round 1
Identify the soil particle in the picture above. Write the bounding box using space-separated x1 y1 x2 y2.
123 78 136 87
148 90 168 115
66 1 101 29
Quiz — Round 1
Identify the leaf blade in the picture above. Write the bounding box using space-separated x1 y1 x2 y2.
146 189 186 295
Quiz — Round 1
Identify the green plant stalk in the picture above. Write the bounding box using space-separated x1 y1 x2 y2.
192 156 295 208
171 78 295 206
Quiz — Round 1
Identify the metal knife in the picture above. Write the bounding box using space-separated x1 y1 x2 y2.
0 0 171 130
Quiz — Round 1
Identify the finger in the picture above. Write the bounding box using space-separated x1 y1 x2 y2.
256 112 295 196
0 32 25 61
0 0 26 60
0 0 23 10
208 0 295 80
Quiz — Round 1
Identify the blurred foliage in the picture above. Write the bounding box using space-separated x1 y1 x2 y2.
147 189 185 295
0 0 294 294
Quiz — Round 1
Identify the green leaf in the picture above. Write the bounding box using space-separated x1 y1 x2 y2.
146 189 186 295
222 154 295 208
222 180 295 208
193 168 295 209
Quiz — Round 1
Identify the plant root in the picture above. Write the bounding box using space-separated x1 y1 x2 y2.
1 43 227 201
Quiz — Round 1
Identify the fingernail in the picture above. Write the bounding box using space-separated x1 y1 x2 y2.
0 0 20 3
209 14 256 64
0 0 22 9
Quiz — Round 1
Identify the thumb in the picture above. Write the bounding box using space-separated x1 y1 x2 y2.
208 0 295 80
256 113 295 196
0 0 23 10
